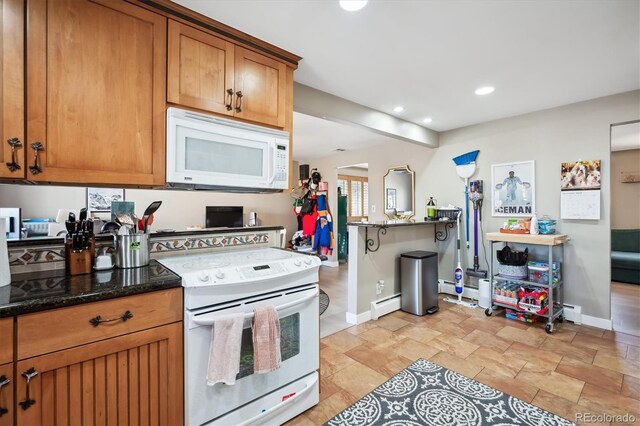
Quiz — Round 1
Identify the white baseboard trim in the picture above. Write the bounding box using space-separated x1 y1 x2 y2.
370 295 401 320
321 260 339 268
438 279 479 301
561 303 581 324
581 314 612 330
345 310 371 325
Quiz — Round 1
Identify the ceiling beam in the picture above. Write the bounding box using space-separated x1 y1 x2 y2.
293 83 439 148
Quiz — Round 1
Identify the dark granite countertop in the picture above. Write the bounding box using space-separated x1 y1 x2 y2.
0 260 182 318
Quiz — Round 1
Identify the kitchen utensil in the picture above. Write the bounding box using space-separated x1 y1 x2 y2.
79 207 87 223
114 233 150 268
100 221 120 234
142 201 162 232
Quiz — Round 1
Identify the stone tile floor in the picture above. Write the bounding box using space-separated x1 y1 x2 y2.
287 298 640 426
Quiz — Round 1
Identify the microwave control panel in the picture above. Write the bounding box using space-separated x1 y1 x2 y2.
274 144 289 187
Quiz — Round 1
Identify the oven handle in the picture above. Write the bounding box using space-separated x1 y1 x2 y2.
192 289 318 326
237 372 319 426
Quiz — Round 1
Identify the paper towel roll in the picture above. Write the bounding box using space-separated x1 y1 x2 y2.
0 219 11 286
478 279 495 309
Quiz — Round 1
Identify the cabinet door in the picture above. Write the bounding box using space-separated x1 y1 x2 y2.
27 0 166 186
0 363 13 426
234 46 287 128
16 323 183 426
0 0 24 179
168 20 235 116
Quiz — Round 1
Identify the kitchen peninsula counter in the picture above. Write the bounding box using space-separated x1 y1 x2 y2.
0 260 181 318
347 219 456 227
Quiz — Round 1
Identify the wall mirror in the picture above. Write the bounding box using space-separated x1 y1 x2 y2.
383 165 415 220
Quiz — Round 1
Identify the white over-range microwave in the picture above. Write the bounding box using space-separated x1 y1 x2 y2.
166 107 290 192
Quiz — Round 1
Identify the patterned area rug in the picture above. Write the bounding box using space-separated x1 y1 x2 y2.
324 359 576 426
319 289 330 316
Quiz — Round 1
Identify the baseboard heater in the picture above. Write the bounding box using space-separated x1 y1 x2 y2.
370 294 401 320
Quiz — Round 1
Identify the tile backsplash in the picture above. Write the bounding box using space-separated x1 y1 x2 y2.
8 229 281 275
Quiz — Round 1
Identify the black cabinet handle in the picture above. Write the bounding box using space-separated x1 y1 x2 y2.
89 310 133 327
19 368 37 411
6 137 21 172
235 90 243 113
29 142 44 175
226 88 234 111
0 375 9 417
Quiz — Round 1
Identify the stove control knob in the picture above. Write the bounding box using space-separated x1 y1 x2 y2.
293 259 302 267
215 270 225 280
198 272 210 283
304 258 312 265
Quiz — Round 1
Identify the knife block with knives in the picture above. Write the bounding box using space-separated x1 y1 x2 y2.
64 208 96 275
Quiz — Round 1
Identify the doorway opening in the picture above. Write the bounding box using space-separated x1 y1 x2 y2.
610 120 640 336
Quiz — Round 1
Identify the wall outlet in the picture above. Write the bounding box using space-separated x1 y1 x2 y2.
371 205 376 213
376 280 385 295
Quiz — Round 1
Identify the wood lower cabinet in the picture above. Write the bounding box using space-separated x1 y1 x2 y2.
0 363 13 426
16 322 183 425
168 20 288 128
0 0 24 180
26 0 167 186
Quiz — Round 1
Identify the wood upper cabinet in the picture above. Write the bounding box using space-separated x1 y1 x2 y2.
0 0 24 179
168 20 235 116
167 20 288 128
15 323 183 425
234 46 287 128
26 0 167 186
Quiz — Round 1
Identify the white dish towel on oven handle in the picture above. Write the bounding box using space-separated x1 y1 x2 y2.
207 312 244 386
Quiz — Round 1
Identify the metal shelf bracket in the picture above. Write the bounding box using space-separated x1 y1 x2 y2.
365 226 387 254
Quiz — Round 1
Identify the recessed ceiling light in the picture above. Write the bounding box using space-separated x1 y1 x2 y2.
475 86 495 96
339 0 368 11
393 106 404 113
423 117 433 124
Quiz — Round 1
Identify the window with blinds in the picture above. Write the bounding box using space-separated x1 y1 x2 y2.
338 174 368 221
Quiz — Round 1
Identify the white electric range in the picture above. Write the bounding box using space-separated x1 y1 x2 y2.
157 248 322 426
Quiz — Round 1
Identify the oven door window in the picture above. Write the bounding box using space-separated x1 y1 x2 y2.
238 313 300 380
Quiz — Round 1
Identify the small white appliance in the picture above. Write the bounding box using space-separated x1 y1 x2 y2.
166 107 290 192
157 247 322 426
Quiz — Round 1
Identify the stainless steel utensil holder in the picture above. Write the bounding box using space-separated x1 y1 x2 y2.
114 234 150 268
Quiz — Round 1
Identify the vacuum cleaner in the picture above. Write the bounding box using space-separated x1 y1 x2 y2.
443 210 477 309
467 180 488 280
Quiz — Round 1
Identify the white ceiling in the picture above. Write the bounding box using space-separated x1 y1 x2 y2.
611 122 640 151
292 112 397 162
175 0 639 132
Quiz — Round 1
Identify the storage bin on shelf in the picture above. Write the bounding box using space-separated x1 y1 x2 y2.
492 281 549 314
528 261 561 285
505 309 539 323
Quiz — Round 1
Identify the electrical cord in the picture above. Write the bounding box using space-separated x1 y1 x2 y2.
479 213 490 273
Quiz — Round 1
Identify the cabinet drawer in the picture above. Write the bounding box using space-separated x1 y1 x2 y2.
17 288 182 360
0 318 12 364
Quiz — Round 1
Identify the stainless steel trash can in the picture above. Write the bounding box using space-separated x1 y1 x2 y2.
400 251 439 315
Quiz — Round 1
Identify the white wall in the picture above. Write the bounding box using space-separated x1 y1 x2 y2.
314 90 640 321
0 185 299 238
611 148 640 229
431 91 640 320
